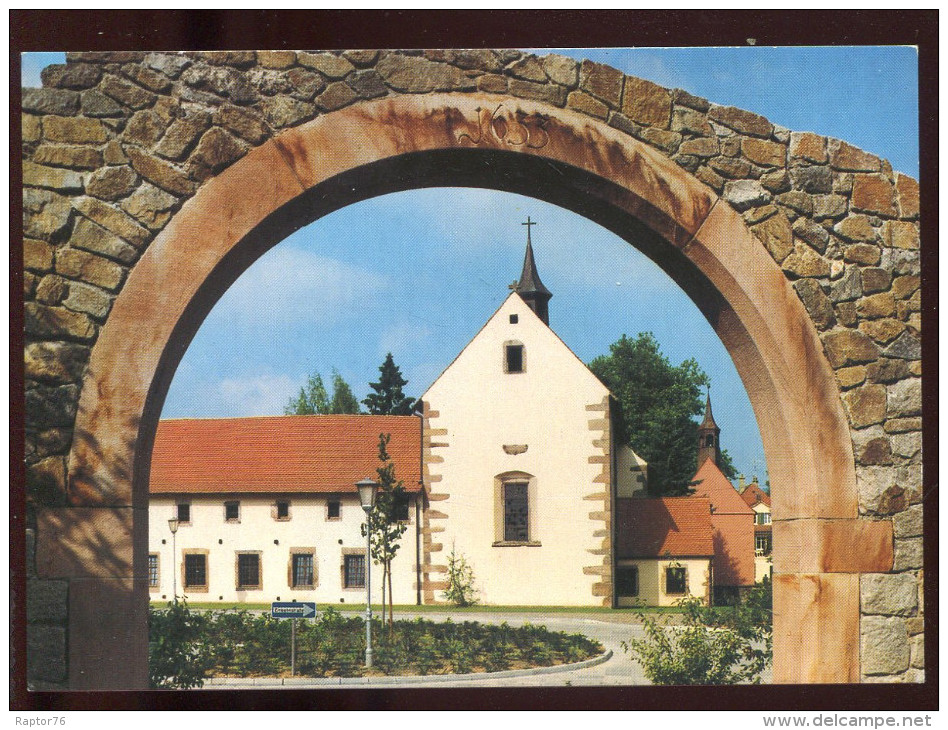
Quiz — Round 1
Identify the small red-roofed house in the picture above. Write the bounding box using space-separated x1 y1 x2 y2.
740 478 773 582
614 497 714 606
692 457 756 596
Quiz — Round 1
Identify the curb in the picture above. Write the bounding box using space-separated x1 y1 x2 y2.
203 649 614 688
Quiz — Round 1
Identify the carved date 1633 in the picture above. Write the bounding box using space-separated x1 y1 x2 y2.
457 104 550 149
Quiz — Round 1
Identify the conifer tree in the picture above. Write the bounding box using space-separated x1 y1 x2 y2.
362 353 415 415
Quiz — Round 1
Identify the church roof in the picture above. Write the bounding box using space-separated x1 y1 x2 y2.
692 458 755 515
616 497 714 558
150 415 422 495
740 481 771 509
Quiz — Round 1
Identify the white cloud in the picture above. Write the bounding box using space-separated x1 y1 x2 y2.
377 320 436 357
216 374 299 416
208 246 390 330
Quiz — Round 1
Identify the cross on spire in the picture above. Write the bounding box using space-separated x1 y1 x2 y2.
514 216 552 325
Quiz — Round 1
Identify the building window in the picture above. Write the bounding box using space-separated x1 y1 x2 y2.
509 313 518 324
343 554 366 589
756 534 772 555
503 482 529 541
176 502 191 524
148 553 159 590
184 553 207 589
224 501 240 522
755 512 772 525
504 342 524 373
291 553 315 588
237 553 261 590
276 501 290 520
327 500 341 520
666 566 687 595
616 566 639 597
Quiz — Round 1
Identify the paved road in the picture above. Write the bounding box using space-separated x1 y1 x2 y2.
204 610 651 689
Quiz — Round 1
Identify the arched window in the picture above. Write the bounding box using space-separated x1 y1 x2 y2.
493 472 540 546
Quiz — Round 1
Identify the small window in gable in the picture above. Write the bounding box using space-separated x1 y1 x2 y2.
509 313 518 324
505 342 524 373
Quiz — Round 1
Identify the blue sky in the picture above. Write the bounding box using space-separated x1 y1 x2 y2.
22 47 919 483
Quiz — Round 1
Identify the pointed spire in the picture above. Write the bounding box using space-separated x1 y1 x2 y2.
699 391 719 430
515 216 552 325
697 388 721 469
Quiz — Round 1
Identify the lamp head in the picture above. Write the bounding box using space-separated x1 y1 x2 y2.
356 478 379 512
168 518 179 534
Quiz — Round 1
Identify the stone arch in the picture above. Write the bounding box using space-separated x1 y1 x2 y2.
24 51 921 690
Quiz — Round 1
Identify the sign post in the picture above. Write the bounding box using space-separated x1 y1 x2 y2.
271 602 317 676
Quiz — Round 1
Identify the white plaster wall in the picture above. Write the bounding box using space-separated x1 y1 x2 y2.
616 444 648 497
423 294 612 606
617 558 711 607
754 555 773 583
148 494 421 605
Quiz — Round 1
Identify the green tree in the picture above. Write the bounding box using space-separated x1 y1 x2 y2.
362 433 409 632
330 369 361 414
589 333 736 496
285 369 361 415
362 353 415 415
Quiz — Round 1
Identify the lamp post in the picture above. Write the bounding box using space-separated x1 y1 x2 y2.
356 478 379 669
168 517 179 601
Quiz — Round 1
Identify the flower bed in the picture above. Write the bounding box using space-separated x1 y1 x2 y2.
149 603 603 688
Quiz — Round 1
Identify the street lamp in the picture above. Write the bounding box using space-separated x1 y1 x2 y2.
356 478 379 669
168 517 179 601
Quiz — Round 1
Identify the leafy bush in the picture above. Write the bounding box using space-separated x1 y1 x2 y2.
148 599 213 689
624 582 773 685
442 546 479 607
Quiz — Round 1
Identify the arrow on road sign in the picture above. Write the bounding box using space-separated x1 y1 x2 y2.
271 602 317 619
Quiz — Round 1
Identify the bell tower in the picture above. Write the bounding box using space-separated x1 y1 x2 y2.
697 391 721 469
514 217 552 325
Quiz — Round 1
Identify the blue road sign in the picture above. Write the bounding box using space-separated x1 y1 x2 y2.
271 602 317 619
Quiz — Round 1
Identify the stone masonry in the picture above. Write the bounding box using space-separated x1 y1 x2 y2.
22 50 922 686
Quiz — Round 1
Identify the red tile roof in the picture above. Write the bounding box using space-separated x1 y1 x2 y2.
616 497 714 558
692 459 755 515
150 415 422 495
740 481 772 509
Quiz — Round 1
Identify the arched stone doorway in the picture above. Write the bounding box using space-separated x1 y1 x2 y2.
40 92 895 688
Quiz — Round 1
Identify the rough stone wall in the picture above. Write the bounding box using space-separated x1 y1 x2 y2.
21 49 922 684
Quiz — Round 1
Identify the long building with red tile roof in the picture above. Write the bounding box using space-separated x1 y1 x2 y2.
150 414 422 495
